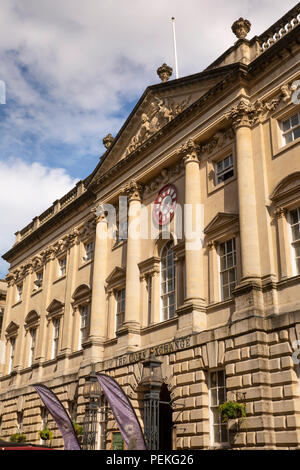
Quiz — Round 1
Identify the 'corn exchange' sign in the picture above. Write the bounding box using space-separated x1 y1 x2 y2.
102 335 192 370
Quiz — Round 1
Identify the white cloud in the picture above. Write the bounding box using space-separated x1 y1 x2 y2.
0 0 297 153
0 0 297 275
0 157 77 277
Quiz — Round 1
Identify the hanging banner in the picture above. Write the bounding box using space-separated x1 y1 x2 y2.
33 383 81 450
96 374 146 450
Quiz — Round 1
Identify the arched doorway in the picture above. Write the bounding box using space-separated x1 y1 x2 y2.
159 383 173 450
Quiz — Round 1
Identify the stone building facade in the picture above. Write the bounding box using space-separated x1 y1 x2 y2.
0 5 300 450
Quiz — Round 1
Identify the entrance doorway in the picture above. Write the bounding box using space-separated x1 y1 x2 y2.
159 383 173 450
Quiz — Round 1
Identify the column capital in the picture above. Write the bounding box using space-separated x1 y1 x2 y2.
123 180 144 203
177 139 201 165
207 240 218 250
91 204 109 223
225 97 279 129
225 98 253 129
274 207 287 219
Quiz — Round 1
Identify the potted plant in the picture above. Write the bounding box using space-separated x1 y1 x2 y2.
218 400 246 422
10 432 26 443
39 428 53 442
218 400 246 446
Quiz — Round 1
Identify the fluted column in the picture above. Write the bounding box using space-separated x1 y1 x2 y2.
180 139 205 304
208 241 219 304
89 206 108 349
124 180 143 328
226 99 261 281
175 139 206 335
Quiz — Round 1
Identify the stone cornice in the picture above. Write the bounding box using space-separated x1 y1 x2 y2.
3 189 95 263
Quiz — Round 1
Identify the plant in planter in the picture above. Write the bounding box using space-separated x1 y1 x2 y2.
10 433 27 443
39 428 53 442
218 401 246 423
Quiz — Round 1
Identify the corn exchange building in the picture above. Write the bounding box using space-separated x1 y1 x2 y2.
1 5 300 450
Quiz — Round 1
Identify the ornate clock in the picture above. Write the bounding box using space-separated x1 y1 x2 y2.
153 184 177 226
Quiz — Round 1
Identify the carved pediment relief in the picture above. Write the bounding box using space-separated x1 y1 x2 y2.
204 212 239 240
106 266 126 289
270 172 300 205
122 95 191 159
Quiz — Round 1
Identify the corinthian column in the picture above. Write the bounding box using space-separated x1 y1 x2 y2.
89 206 108 354
176 139 206 335
226 99 261 281
124 180 143 328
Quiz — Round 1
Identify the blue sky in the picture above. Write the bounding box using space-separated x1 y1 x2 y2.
0 0 297 277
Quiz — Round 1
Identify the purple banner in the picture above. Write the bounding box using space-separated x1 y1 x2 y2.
33 383 81 450
96 374 146 450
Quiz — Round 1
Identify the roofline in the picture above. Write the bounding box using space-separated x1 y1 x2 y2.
86 62 246 187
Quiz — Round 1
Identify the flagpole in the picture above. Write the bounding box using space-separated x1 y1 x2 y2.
171 17 179 79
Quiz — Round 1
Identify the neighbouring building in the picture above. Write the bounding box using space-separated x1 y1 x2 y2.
0 4 300 450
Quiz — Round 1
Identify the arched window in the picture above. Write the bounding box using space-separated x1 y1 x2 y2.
161 241 176 321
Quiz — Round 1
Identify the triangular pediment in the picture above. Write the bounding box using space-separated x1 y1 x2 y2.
87 64 241 189
204 212 239 237
106 266 125 286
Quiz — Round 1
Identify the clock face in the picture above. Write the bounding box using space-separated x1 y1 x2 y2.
153 184 177 226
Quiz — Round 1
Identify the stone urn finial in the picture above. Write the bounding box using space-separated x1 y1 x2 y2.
231 18 251 39
103 133 114 149
157 63 173 82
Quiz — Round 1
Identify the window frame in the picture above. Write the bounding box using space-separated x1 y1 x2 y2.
218 238 237 301
208 369 229 448
281 110 300 146
52 316 61 359
58 256 67 277
288 207 300 276
160 240 176 322
214 154 234 186
115 288 126 331
79 304 90 349
29 327 37 367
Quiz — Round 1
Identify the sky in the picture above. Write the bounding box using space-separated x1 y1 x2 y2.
0 0 297 277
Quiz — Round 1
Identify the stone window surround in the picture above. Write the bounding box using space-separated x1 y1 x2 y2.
270 102 300 159
24 310 40 368
80 236 95 267
206 142 236 195
46 299 64 361
270 172 300 280
71 284 91 351
5 321 19 375
204 212 240 304
105 267 126 338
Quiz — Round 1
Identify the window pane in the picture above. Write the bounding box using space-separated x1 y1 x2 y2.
285 132 293 144
210 371 217 387
291 209 299 224
282 119 290 132
292 225 300 241
291 114 299 127
293 126 300 140
218 370 225 387
221 425 228 443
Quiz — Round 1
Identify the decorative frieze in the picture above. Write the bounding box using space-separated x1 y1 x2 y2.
143 161 184 195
